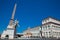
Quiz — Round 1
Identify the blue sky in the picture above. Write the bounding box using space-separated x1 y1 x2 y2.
0 0 60 34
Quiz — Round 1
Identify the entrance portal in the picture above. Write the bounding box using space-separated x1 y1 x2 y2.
5 35 9 38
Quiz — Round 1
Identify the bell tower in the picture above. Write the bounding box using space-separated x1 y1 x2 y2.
1 3 18 39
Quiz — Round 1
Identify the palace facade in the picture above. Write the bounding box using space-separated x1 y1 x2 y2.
22 17 60 39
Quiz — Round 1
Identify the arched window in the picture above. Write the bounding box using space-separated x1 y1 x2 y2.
18 35 20 37
5 35 9 37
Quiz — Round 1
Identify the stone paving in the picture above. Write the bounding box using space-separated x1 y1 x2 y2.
0 38 60 40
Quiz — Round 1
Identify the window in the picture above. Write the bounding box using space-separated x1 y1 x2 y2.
48 25 50 27
49 32 50 33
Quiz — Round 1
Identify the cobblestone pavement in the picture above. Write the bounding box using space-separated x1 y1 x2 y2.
0 38 60 40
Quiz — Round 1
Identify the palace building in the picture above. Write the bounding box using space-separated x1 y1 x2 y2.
22 17 60 39
22 26 41 38
42 17 60 38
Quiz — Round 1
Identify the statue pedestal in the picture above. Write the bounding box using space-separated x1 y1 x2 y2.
1 25 15 39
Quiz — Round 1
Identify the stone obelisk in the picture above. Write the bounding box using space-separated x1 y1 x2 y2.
1 3 18 39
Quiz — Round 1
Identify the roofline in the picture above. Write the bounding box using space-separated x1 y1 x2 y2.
42 16 60 22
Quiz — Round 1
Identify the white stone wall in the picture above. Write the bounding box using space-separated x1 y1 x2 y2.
1 29 14 39
42 24 52 37
23 27 41 37
42 23 60 38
